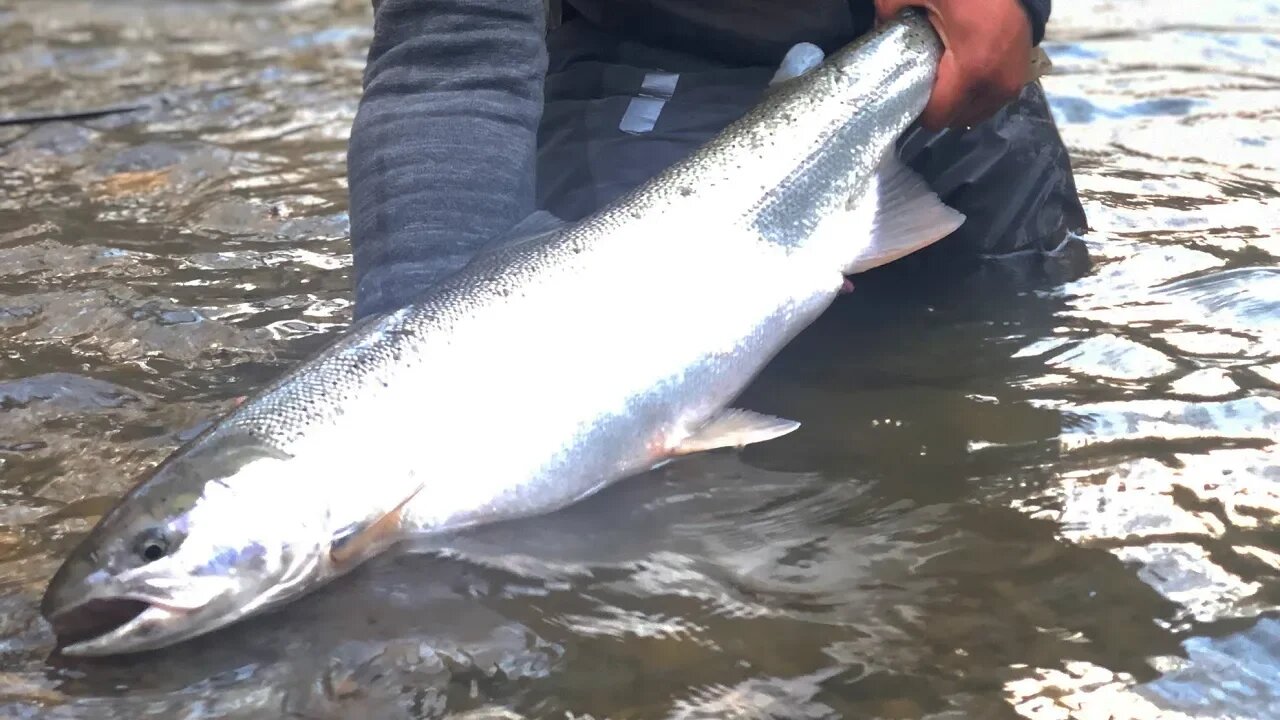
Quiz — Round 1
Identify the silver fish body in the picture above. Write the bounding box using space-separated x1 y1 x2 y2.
42 10 960 656
228 9 949 533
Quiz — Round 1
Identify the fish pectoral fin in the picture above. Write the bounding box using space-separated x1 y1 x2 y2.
671 409 801 456
329 483 425 569
841 152 967 275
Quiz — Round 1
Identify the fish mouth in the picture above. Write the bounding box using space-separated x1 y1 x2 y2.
48 597 185 657
49 598 150 647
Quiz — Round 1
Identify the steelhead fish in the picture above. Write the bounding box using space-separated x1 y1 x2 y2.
42 9 964 656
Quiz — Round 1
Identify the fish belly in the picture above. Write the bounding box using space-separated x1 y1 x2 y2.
395 243 841 535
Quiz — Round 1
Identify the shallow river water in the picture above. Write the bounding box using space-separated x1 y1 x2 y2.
1 1 1278 718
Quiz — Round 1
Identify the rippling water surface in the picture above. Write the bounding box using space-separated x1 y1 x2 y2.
1 1 1278 718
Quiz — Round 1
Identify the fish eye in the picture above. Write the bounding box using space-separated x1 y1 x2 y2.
135 529 170 563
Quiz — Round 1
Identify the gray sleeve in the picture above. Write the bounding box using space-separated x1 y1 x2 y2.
345 0 548 320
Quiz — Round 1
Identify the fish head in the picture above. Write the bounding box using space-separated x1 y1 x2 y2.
41 435 329 657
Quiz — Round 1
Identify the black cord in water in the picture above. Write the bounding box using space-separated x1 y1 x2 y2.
0 102 150 127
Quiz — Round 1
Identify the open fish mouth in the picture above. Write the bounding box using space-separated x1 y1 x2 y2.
48 597 183 656
49 598 150 647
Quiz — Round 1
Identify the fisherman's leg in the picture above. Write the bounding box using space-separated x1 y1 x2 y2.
346 0 548 321
864 80 1091 288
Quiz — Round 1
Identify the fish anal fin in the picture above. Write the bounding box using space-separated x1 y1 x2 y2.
330 483 425 569
842 153 967 275
671 409 801 456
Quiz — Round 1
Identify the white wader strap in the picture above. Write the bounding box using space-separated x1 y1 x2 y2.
619 71 680 135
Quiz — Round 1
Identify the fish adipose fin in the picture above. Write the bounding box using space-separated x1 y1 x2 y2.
330 482 426 568
842 153 967 275
471 210 568 261
672 409 801 456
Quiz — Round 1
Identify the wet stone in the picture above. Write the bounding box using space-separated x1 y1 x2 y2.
0 373 140 411
12 288 276 366
92 141 192 175
1 123 99 158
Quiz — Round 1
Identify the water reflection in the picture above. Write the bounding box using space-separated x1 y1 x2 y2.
0 0 1277 718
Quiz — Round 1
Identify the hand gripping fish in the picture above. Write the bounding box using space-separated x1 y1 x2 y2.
43 10 970 656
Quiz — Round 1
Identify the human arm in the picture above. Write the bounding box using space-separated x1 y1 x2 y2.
874 0 1049 130
346 0 548 320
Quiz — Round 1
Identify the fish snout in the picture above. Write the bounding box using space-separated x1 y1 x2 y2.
40 561 149 653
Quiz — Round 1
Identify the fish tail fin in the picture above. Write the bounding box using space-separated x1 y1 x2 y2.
841 153 967 275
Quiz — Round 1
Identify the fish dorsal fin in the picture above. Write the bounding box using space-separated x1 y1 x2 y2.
671 409 801 456
768 42 827 89
330 482 425 569
841 152 967 275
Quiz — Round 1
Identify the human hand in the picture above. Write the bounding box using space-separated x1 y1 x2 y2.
875 0 1033 130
